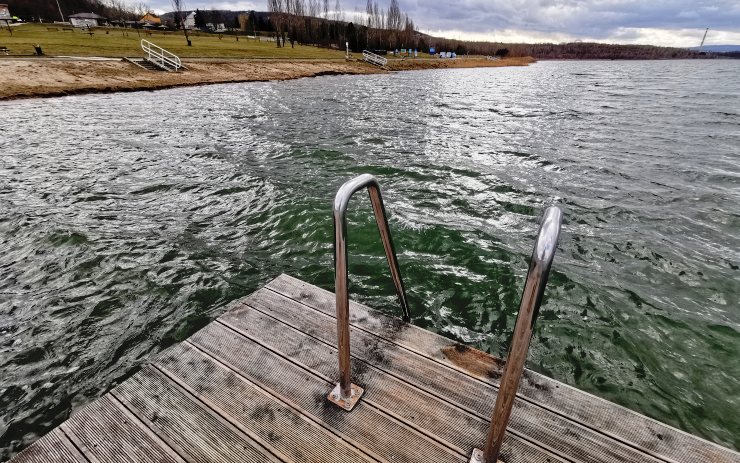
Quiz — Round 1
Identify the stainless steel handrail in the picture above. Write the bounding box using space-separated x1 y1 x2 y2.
327 174 410 411
471 206 563 463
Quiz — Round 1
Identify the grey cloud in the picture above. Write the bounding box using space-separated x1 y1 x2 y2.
429 0 739 35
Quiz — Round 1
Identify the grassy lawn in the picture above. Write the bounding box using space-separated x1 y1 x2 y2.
0 23 347 59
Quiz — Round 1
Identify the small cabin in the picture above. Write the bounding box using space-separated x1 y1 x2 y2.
0 4 10 20
140 12 160 24
68 12 105 27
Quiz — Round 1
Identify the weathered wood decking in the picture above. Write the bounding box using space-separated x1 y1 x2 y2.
11 274 740 463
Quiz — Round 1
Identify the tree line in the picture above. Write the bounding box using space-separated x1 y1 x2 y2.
266 0 418 50
428 39 707 60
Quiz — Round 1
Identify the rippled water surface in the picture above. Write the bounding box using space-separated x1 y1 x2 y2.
1 60 739 458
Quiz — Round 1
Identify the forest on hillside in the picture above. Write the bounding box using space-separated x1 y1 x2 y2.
428 39 706 60
7 0 143 22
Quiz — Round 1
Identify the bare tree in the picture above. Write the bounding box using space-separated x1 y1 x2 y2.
306 0 318 41
171 0 191 45
387 0 401 30
258 0 417 51
379 7 386 46
268 0 288 47
403 14 414 48
332 0 342 22
238 13 248 31
210 7 222 30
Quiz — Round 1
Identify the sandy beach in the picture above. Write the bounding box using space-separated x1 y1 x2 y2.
0 57 535 100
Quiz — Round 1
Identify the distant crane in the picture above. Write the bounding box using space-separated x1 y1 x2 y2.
699 27 709 51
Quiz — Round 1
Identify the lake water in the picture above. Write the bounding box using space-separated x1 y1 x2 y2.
1 59 738 458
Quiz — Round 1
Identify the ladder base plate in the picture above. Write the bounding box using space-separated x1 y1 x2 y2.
327 383 364 412
469 449 504 463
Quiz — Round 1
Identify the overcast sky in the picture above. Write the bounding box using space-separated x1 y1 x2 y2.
149 0 740 47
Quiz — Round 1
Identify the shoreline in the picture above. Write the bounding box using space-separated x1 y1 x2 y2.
0 57 535 101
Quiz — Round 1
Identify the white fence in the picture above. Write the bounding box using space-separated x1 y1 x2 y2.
141 39 182 71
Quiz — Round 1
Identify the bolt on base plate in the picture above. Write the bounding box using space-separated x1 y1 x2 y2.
327 383 364 411
469 449 504 463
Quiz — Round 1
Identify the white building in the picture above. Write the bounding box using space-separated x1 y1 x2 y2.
68 12 105 27
0 4 10 20
206 22 226 32
183 12 196 29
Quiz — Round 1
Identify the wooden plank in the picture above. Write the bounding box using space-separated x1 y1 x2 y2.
10 429 87 463
59 395 184 463
12 275 738 463
267 274 740 463
207 306 566 463
111 368 282 463
178 321 467 463
235 286 676 463
152 343 380 463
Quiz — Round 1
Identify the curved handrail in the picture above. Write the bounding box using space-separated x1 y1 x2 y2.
328 174 410 411
472 206 563 462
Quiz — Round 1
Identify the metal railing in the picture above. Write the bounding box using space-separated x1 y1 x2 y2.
362 50 388 67
327 174 410 411
470 206 563 463
141 39 182 72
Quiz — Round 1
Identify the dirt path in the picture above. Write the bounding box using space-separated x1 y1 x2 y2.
0 57 535 100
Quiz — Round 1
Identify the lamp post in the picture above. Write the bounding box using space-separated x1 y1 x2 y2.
54 0 64 22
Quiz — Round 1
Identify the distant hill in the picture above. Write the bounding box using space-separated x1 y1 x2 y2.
8 0 138 21
689 45 740 52
463 41 705 60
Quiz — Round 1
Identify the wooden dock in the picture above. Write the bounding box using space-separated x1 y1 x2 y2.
12 274 740 463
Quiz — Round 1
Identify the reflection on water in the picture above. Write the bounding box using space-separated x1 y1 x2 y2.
0 60 739 457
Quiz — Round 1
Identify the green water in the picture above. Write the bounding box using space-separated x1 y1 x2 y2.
0 60 738 458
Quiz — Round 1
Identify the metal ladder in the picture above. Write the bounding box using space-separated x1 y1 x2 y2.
327 174 410 411
362 50 388 68
140 39 182 72
327 174 563 463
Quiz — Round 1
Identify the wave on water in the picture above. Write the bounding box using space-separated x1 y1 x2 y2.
0 59 739 457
